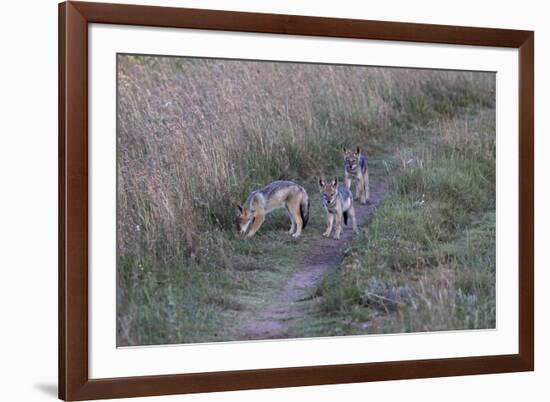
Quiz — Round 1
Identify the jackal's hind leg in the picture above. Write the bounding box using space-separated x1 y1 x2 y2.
358 176 367 205
292 211 304 238
285 206 296 234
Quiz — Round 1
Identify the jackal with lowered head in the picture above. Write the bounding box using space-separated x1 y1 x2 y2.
343 146 369 204
319 177 358 240
236 180 309 238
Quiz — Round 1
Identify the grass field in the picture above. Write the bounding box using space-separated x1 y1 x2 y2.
291 110 496 337
117 54 496 346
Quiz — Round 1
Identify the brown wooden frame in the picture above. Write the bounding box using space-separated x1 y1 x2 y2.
59 1 534 400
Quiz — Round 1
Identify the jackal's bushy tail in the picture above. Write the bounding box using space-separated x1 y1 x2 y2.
300 193 310 230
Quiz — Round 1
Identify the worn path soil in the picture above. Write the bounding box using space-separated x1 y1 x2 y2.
239 179 387 340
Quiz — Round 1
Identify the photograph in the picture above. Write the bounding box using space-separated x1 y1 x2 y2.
2 0 544 400
116 54 496 347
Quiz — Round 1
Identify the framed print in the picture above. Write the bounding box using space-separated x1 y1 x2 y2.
59 1 534 400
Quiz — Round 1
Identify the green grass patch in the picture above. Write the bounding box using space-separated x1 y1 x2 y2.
295 111 496 337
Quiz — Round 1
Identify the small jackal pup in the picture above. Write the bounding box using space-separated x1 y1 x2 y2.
236 180 310 238
344 146 369 204
319 177 358 240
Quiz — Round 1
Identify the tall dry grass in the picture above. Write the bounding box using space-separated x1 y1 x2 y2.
117 55 493 262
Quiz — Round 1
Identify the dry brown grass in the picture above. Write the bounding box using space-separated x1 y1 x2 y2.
117 55 493 262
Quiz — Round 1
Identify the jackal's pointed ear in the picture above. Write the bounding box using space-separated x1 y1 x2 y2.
342 146 347 154
356 146 361 154
236 205 243 215
318 178 325 188
333 177 338 186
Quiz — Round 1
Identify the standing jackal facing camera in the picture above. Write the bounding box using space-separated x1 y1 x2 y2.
319 177 358 240
236 180 309 238
344 146 369 204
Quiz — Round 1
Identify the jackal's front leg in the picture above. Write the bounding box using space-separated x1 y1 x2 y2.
344 172 352 190
355 177 363 202
246 213 265 237
362 169 370 204
323 213 334 237
333 213 343 240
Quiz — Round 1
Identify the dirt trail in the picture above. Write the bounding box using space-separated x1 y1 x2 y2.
239 179 387 340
